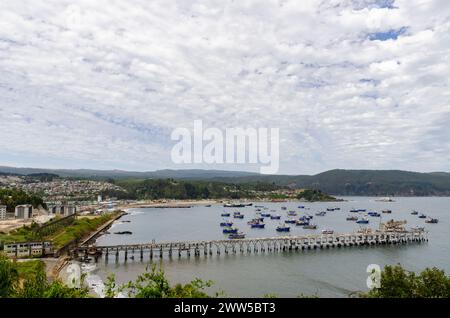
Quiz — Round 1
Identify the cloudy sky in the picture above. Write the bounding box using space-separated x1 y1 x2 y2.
0 0 449 174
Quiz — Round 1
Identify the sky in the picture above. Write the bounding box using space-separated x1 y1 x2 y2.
0 0 449 175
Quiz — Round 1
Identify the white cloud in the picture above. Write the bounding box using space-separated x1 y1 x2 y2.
0 0 449 174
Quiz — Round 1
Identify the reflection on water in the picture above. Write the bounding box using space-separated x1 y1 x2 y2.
90 197 449 297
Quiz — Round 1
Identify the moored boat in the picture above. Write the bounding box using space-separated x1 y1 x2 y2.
276 225 290 232
322 229 334 234
284 219 296 224
356 218 369 224
261 213 271 217
296 220 309 226
382 209 392 214
303 224 317 229
315 211 326 216
418 214 427 219
368 212 381 217
223 227 238 234
411 210 419 215
287 211 297 216
220 221 233 227
234 214 244 219
270 214 281 219
221 212 230 217
346 215 358 221
425 218 438 224
250 222 265 228
229 232 246 239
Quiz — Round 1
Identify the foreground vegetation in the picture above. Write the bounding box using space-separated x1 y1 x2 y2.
1 255 449 298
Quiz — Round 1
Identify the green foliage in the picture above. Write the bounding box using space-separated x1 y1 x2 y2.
365 265 450 298
115 178 282 200
0 255 89 298
296 189 337 202
117 265 213 298
0 188 45 211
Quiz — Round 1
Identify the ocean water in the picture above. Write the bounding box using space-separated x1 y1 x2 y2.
85 197 449 297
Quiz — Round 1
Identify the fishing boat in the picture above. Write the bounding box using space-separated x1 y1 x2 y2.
205 204 212 207
221 212 230 217
255 208 262 212
350 209 359 213
346 215 358 221
298 205 305 209
303 224 317 229
270 214 281 220
326 208 334 211
223 227 238 234
285 219 297 224
224 203 246 208
322 229 334 234
368 212 381 217
261 213 271 217
250 222 265 229
276 225 290 232
229 232 246 239
418 214 427 219
315 211 326 216
356 218 369 224
281 206 287 210
296 220 309 226
411 210 419 215
425 218 438 224
220 221 233 227
334 207 341 211
287 211 297 216
358 209 366 212
234 214 244 219
382 209 392 214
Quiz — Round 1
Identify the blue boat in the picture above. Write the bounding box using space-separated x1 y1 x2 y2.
287 211 297 216
326 208 334 211
285 219 296 224
296 220 309 226
315 211 326 216
229 232 246 239
251 223 265 229
350 209 359 213
223 227 238 234
358 209 367 212
270 214 281 220
261 213 271 217
220 221 233 227
221 213 230 217
234 214 244 219
276 225 290 232
356 218 369 224
298 206 305 209
418 214 427 219
368 212 381 217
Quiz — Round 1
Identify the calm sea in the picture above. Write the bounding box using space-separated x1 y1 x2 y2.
83 197 449 297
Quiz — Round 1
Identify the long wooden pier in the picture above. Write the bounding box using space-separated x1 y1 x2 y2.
73 230 427 262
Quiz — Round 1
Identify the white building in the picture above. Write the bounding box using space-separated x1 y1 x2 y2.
4 241 53 258
0 205 6 220
15 205 33 219
49 204 77 216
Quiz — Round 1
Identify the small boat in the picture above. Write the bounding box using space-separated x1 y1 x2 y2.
255 208 262 212
250 223 265 229
224 203 246 208
356 218 369 224
296 220 309 226
346 215 358 221
326 208 334 212
270 214 281 220
322 229 334 234
287 211 297 216
315 211 326 216
358 209 367 212
254 205 264 208
234 214 244 219
298 206 305 209
425 218 438 224
418 214 427 219
411 210 419 215
350 209 359 213
229 232 246 239
205 204 212 207
220 221 233 227
303 224 317 229
334 207 341 211
368 212 381 217
382 209 392 214
284 219 296 224
223 227 238 234
281 207 287 210
221 213 230 217
261 213 271 217
276 225 290 232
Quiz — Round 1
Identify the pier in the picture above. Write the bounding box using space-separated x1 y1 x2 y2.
72 230 427 263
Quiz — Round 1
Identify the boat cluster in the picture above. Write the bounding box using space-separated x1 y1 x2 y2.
412 210 438 223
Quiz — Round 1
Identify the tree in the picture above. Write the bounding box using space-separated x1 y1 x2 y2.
0 254 18 297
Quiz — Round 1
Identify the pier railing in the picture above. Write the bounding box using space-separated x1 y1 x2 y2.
72 230 427 262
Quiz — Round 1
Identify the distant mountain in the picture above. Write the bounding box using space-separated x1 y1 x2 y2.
1 166 449 196
0 166 258 180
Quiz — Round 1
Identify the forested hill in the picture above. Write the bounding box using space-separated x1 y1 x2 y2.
211 170 450 196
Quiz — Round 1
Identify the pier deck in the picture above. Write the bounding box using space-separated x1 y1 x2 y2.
73 230 427 262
